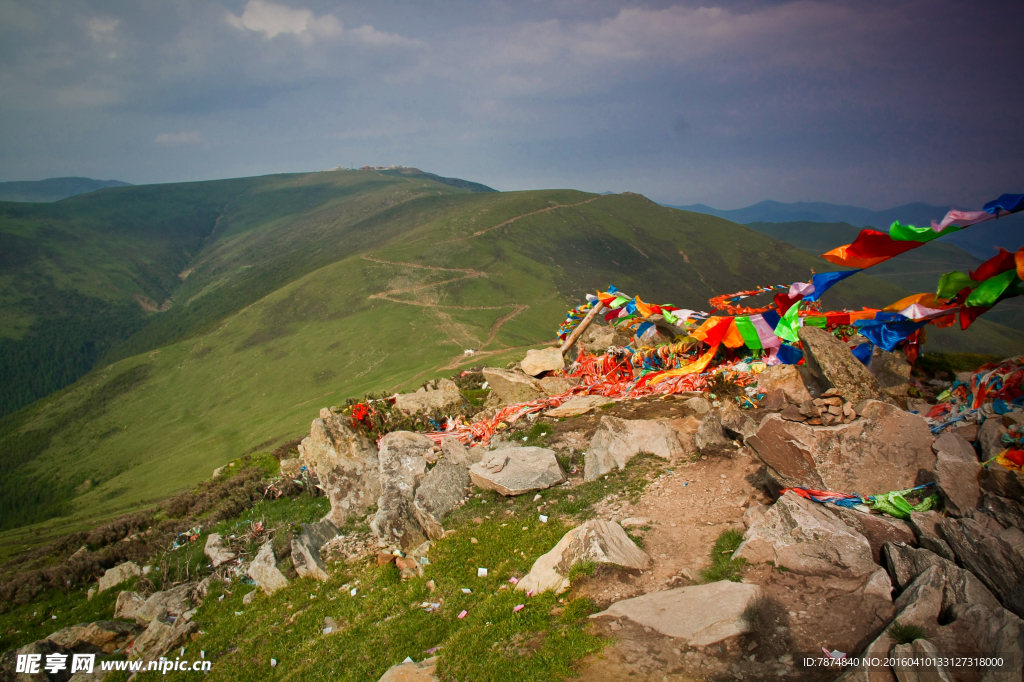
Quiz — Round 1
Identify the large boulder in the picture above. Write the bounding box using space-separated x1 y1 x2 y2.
539 376 575 396
868 348 912 402
481 367 545 405
747 402 935 495
370 432 432 548
469 447 566 496
720 403 758 441
97 562 140 593
907 511 956 561
291 520 339 581
582 324 631 352
932 432 981 517
47 620 142 654
981 461 1024 504
393 379 464 414
981 493 1024 531
439 436 481 466
734 492 877 578
695 409 731 450
298 409 380 528
132 583 194 624
516 520 650 594
829 506 915 564
130 617 196 662
247 541 289 595
979 417 1009 460
939 516 1024 617
114 591 146 621
520 347 565 377
413 460 471 540
798 326 889 404
544 395 614 418
756 364 813 404
204 533 236 568
881 543 1000 611
591 581 762 647
584 416 694 481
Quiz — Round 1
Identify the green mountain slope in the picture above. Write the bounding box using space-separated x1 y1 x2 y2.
747 221 1024 334
2 186 1023 543
0 177 131 203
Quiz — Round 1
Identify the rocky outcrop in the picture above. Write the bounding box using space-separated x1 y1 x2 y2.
413 460 471 540
582 324 631 352
97 562 141 593
798 326 889 404
299 409 380 528
291 520 339 581
247 541 289 595
114 591 146 621
370 432 432 548
516 520 650 594
734 492 877 578
520 347 564 376
378 656 439 681
584 416 694 481
591 581 763 647
746 402 935 495
481 368 545 405
868 348 912 402
980 493 1024 531
130 617 196 662
393 379 464 414
47 620 142 654
695 409 731 450
439 436 481 466
829 506 915 564
756 364 813 404
538 376 575 396
881 543 1000 611
544 395 614 417
932 432 981 517
132 583 194 624
720 402 757 441
939 515 1024 617
907 511 956 561
979 417 1009 460
469 447 566 496
204 533 236 568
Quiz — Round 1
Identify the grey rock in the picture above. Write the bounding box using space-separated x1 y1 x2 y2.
981 493 1024 530
298 410 380 528
695 409 731 450
941 603 1024 681
204 533 236 568
581 323 631 352
939 516 1024 617
481 367 545 405
734 492 877 578
520 347 565 376
891 639 954 682
517 520 649 594
291 520 339 581
933 434 981 517
979 417 1010 460
538 376 575 396
981 462 1024 505
414 460 471 540
469 447 566 496
798 325 889 404
830 506 916 564
719 403 758 441
682 396 711 417
591 581 762 647
133 583 194 624
370 432 432 549
97 562 140 593
757 364 813 404
130 616 196 662
280 457 304 477
544 395 614 417
393 378 464 414
881 543 1000 612
247 541 289 595
907 511 956 561
584 416 694 481
113 591 145 621
868 348 912 403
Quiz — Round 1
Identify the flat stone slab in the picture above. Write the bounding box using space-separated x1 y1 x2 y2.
544 395 614 418
584 416 694 481
521 347 564 376
469 447 566 496
98 562 141 593
591 581 762 647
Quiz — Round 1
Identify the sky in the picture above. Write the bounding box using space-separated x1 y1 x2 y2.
0 0 1021 209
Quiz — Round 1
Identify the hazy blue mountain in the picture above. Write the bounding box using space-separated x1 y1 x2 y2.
669 199 1023 259
0 177 132 203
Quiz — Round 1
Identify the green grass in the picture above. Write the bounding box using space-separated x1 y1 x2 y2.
915 352 1003 377
888 620 927 645
700 529 747 583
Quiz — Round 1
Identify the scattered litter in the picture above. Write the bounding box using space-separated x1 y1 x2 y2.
822 648 847 660
533 494 542 501
461 588 472 594
508 576 519 585
458 610 468 619
350 588 357 596
270 659 277 668
513 604 524 613
477 568 488 577
539 515 548 523
402 657 413 663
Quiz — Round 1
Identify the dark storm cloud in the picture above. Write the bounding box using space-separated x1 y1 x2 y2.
0 0 1021 209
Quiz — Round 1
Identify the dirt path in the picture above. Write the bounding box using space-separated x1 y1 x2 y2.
458 195 601 241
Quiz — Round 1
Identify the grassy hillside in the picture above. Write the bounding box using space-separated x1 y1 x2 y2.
2 187 1023 547
747 221 1024 334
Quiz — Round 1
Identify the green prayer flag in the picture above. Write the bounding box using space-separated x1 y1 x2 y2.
888 221 959 243
774 301 802 343
966 270 1021 308
804 316 827 328
662 309 677 325
733 316 762 349
935 271 978 300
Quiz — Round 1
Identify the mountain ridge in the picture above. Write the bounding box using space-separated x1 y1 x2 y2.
0 177 132 203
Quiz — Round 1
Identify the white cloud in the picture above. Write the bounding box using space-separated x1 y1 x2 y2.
155 130 204 145
226 0 341 39
87 17 119 41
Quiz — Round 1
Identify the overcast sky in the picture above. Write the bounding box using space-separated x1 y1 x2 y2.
0 0 1021 209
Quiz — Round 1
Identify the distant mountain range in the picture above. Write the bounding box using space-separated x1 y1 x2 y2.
668 199 1023 260
0 177 132 203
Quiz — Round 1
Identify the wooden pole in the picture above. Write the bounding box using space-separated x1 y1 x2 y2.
559 303 605 355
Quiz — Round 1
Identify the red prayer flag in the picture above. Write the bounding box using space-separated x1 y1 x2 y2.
970 248 1018 281
821 229 921 269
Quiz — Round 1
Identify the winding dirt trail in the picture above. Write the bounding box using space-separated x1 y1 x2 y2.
453 195 601 241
